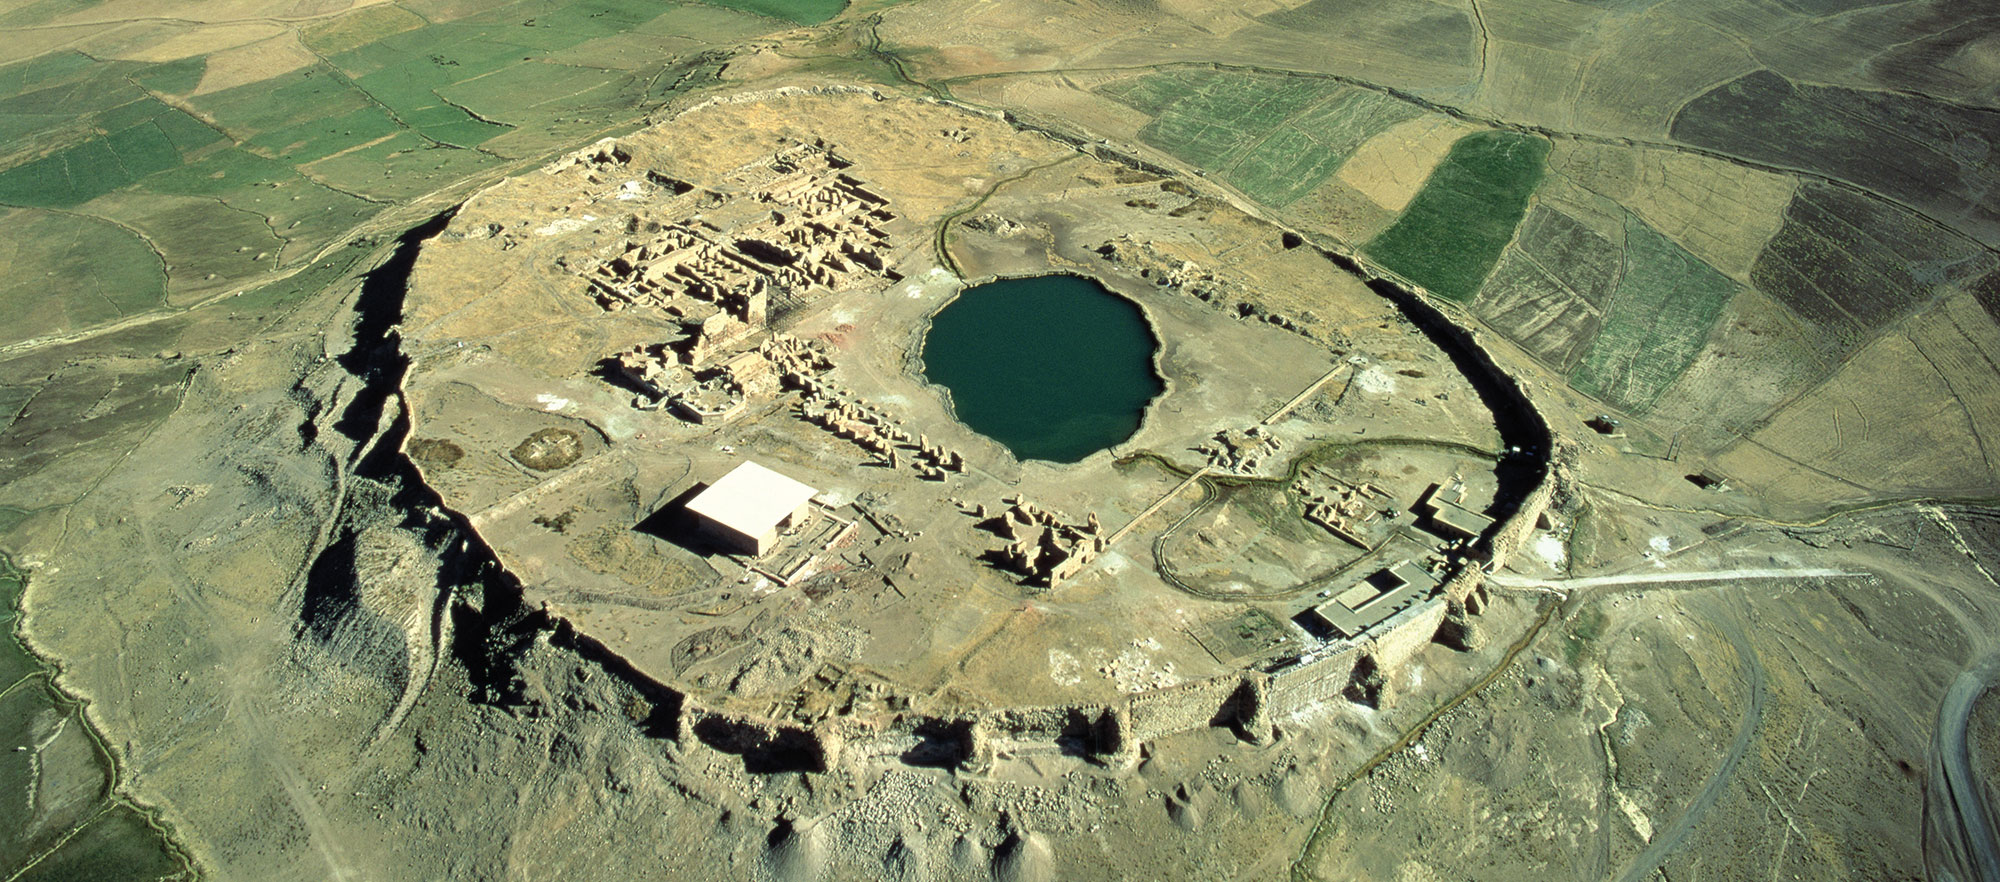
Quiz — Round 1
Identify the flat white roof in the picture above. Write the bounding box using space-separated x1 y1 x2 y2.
686 461 818 536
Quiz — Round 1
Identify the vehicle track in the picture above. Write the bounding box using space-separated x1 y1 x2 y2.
1613 598 1764 882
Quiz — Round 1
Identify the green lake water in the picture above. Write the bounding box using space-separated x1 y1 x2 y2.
921 274 1164 463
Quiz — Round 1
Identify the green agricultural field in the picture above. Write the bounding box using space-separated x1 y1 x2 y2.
695 0 848 25
1569 214 1738 412
131 55 205 95
437 62 631 124
1099 71 1422 207
144 149 382 254
1364 130 1548 302
0 101 225 208
0 208 165 347
0 553 191 882
0 0 768 334
303 4 432 56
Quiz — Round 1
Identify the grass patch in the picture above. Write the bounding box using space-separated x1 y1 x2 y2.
244 106 404 162
1364 130 1549 302
435 61 627 123
0 207 166 345
133 55 205 95
144 149 381 259
8 803 191 882
0 553 35 688
1569 214 1737 412
0 55 165 167
0 49 97 97
1140 72 1329 170
303 131 505 201
0 101 226 207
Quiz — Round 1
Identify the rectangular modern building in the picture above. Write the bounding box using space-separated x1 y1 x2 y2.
685 461 819 556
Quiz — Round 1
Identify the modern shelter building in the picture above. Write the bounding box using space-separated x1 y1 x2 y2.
1417 484 1495 542
1303 560 1440 639
685 461 819 556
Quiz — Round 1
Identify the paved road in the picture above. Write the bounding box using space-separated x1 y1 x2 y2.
1934 654 2000 882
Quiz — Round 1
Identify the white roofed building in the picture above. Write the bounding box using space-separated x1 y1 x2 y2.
685 461 819 556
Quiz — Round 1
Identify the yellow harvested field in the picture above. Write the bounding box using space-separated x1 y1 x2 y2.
114 22 284 62
1647 287 1830 450
953 76 1154 144
1154 0 1290 38
301 2 426 56
1336 116 1474 214
44 0 379 29
1624 151 1794 280
1572 15 1759 138
193 32 318 95
1284 178 1396 244
1743 304 2000 495
1481 39 1587 131
1902 293 2000 480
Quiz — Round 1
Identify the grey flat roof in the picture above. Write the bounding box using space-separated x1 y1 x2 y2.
1309 561 1440 638
1429 499 1494 537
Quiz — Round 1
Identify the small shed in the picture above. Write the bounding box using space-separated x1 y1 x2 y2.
685 461 819 556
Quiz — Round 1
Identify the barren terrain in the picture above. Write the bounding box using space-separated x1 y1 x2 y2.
1 0 1997 880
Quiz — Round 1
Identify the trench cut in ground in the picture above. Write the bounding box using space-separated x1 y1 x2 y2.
920 274 1165 463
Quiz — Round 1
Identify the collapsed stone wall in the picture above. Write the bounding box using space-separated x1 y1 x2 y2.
1483 446 1568 572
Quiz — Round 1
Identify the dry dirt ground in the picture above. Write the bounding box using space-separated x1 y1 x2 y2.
3 1 2000 880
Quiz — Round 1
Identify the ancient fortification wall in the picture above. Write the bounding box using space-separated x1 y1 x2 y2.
1127 674 1243 741
1264 643 1364 718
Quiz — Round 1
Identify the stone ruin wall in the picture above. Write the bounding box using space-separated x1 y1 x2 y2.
534 454 1564 775
1126 674 1245 742
1262 648 1361 725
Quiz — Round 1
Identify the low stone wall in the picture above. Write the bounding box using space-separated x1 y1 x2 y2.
682 702 839 773
978 704 1108 755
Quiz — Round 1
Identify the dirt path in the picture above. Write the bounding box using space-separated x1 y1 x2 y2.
1489 567 1861 594
1932 654 2000 882
1614 600 1765 882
